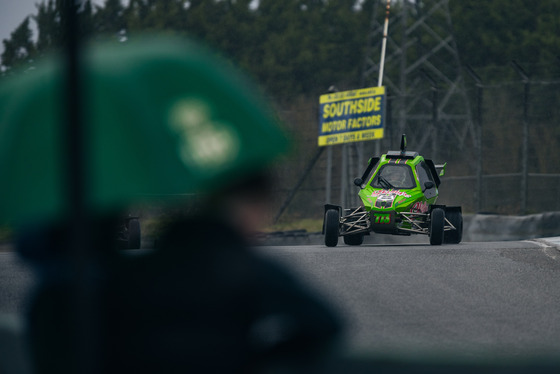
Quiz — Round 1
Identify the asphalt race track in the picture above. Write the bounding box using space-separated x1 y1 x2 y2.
0 251 34 315
256 240 560 361
2 240 560 371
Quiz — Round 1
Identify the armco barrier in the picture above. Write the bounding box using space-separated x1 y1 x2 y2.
259 212 560 246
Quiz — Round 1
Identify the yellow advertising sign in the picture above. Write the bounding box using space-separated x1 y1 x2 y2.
318 86 385 146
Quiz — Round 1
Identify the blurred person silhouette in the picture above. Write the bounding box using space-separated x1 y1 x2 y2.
6 36 342 374
17 214 124 374
102 173 343 374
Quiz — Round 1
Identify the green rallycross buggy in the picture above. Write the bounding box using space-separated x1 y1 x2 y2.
323 135 463 247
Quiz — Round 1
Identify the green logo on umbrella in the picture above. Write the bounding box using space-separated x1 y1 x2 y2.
169 99 240 173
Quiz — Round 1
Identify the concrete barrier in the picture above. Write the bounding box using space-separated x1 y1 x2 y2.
464 212 560 242
259 212 560 246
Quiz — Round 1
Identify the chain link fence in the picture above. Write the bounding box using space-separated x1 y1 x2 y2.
273 67 560 222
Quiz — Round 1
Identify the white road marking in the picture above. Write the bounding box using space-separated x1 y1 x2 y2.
530 238 560 260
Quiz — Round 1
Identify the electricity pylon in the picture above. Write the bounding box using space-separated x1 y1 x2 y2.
361 0 474 159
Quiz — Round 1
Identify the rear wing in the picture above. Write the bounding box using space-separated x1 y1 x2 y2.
435 162 447 177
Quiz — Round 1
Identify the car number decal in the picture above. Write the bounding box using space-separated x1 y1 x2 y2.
373 213 391 224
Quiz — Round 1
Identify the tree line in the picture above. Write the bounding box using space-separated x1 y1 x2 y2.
1 0 372 99
3 0 560 98
3 0 560 218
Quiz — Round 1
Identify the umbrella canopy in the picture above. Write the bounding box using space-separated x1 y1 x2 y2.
0 36 289 225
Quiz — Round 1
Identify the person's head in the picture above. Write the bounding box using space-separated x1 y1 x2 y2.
216 172 274 237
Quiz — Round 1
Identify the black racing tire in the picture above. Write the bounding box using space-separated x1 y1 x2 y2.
127 218 141 249
429 208 445 245
344 233 364 246
444 209 463 244
324 209 340 247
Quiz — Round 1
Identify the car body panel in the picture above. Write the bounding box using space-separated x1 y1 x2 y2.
358 154 439 216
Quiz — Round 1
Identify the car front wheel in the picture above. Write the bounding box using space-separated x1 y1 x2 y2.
444 209 463 244
429 208 445 245
324 209 340 247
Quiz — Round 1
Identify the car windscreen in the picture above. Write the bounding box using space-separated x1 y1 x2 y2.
371 164 417 190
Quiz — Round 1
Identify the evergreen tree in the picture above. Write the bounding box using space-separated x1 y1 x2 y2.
11 0 560 95
143 0 188 32
94 0 126 37
450 0 560 72
1 17 35 72
78 0 95 39
34 0 63 56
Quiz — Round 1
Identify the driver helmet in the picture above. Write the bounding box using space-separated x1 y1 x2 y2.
384 166 407 186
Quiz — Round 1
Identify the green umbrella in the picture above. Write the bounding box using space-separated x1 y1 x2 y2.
0 36 289 225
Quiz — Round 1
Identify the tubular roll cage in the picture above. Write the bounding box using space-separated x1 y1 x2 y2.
338 206 459 236
340 207 369 235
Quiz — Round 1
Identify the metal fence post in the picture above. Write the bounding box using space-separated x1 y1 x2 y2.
512 60 530 215
420 69 439 160
326 146 332 203
465 65 484 213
